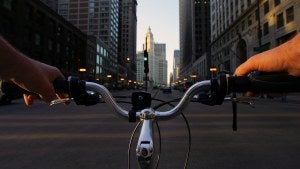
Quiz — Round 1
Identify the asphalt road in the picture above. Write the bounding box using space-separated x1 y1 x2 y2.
0 89 300 169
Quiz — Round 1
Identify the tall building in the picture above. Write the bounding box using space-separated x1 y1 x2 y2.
118 0 138 83
154 43 168 85
139 28 168 86
0 0 93 78
210 0 300 74
56 0 119 82
179 0 211 81
179 0 192 76
173 50 180 82
136 51 144 84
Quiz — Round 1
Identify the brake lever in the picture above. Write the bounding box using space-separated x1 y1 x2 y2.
226 94 255 131
224 96 255 107
50 98 73 106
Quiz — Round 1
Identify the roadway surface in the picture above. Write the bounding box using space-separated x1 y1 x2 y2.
0 89 300 169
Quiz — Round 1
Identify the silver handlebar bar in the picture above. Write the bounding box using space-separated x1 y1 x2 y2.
86 80 211 120
84 80 211 169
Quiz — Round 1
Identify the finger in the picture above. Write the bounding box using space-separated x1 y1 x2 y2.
37 81 57 103
56 93 69 99
23 94 35 106
235 55 261 76
56 93 70 105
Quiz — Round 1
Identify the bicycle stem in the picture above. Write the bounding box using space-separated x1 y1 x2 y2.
135 108 155 168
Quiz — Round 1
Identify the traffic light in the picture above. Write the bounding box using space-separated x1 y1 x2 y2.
144 50 149 73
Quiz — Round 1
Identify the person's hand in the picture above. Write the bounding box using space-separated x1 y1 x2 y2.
0 36 65 106
235 34 300 77
17 58 65 106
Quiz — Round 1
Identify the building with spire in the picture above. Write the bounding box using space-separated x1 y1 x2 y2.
137 27 168 87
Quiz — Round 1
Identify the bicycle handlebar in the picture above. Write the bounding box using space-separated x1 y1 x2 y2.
3 73 300 119
4 73 300 169
47 73 300 120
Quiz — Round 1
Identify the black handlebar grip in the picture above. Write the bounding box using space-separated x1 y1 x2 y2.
1 78 69 97
248 73 300 93
229 73 300 94
228 76 251 93
53 78 69 94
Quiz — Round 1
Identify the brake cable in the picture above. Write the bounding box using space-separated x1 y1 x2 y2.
123 95 192 169
181 112 191 169
128 121 142 169
153 98 192 169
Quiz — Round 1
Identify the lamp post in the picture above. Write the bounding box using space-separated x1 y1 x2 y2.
120 78 125 89
78 68 87 79
210 67 217 79
107 74 112 90
190 74 197 84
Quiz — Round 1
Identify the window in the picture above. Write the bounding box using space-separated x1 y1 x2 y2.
35 34 41 46
48 39 53 50
263 1 269 14
274 0 280 6
241 20 245 31
36 11 45 25
263 22 269 35
277 13 284 29
286 6 294 23
248 16 252 26
247 0 252 7
3 0 12 10
255 9 259 21
25 4 34 21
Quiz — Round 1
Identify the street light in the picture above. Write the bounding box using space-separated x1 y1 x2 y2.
79 68 87 72
78 68 87 79
190 74 197 84
210 67 217 78
107 74 112 90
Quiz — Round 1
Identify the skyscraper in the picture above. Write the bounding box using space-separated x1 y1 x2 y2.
179 0 192 76
173 50 180 82
56 0 119 79
118 0 138 82
140 28 168 86
179 0 211 80
154 43 168 85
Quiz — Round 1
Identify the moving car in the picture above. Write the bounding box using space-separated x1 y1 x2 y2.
162 86 172 93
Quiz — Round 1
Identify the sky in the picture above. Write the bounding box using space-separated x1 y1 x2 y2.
136 0 179 79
